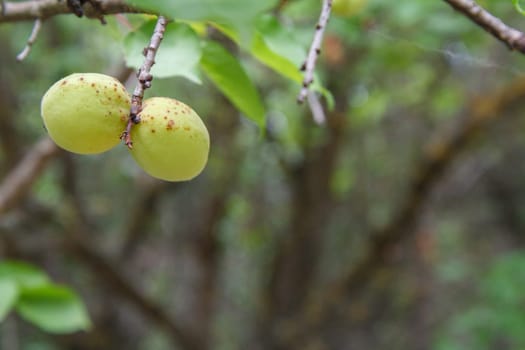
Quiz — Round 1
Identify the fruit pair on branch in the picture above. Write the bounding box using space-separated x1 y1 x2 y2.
41 73 210 182
41 13 210 182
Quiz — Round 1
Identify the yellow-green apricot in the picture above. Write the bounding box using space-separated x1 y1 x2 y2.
41 73 130 154
129 97 210 182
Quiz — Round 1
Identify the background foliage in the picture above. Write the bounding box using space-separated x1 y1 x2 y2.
1 0 525 349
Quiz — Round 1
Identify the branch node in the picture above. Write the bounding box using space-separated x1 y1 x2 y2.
87 0 106 25
67 0 84 17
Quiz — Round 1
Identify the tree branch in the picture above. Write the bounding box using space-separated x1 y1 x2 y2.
121 15 167 148
282 76 525 348
443 0 525 53
0 137 59 215
16 18 42 61
65 236 202 350
0 0 142 23
297 0 332 104
118 179 166 259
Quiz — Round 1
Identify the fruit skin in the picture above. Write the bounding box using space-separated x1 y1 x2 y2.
129 97 210 182
41 73 130 154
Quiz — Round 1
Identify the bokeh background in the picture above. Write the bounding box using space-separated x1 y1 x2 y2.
1 0 525 349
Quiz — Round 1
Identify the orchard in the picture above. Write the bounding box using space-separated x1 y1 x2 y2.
1 1 525 349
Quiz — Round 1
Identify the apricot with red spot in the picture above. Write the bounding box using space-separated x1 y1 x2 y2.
129 97 209 181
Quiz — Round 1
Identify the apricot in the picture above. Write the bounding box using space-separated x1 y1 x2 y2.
129 97 210 181
41 73 130 154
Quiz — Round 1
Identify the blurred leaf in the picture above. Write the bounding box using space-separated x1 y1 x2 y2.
0 261 49 288
330 159 356 198
251 33 303 83
0 279 18 321
124 21 202 83
253 15 334 108
351 88 389 126
214 15 333 107
211 17 303 81
435 252 525 349
200 41 265 128
254 15 305 67
482 252 525 306
16 285 91 334
513 0 525 15
126 0 277 40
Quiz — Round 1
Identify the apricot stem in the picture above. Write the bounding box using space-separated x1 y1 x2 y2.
121 15 167 149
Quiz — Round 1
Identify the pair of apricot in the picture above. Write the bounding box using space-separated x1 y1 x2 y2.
41 73 209 181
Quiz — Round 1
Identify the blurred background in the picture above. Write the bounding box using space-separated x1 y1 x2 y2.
1 0 525 349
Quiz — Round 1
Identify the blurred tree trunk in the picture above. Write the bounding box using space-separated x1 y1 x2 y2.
0 37 23 170
190 99 241 350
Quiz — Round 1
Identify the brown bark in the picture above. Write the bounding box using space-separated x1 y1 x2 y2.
281 76 525 348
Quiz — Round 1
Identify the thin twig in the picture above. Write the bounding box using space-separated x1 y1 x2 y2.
0 0 141 23
16 18 42 61
121 15 166 148
307 91 326 124
0 137 59 215
443 0 525 53
297 0 332 104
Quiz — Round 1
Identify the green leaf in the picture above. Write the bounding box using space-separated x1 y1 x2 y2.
0 261 49 288
212 15 303 84
200 41 265 128
253 16 333 106
514 0 525 15
124 21 202 83
255 15 306 66
16 285 91 334
126 0 278 40
0 279 18 321
251 33 303 83
213 16 334 109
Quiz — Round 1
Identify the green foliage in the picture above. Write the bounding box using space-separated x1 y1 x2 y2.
122 17 273 127
513 0 525 15
249 15 305 81
0 261 50 288
124 20 202 83
126 0 278 36
0 279 17 320
0 261 90 334
3 0 525 348
434 252 525 350
16 285 90 333
200 41 266 128
215 14 333 106
119 1 335 128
